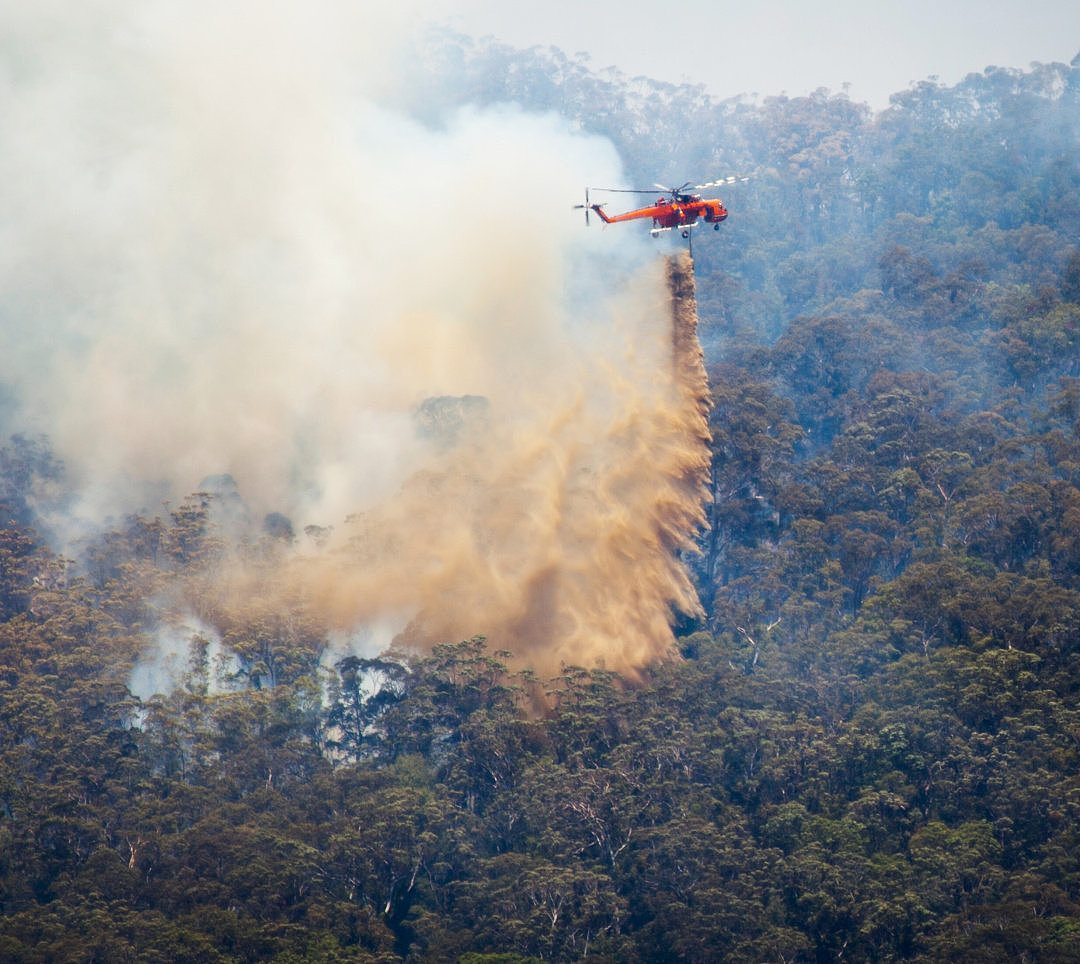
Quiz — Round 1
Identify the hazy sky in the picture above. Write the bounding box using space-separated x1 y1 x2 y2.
447 0 1080 109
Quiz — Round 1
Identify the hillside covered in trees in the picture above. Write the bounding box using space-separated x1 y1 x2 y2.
1 36 1079 962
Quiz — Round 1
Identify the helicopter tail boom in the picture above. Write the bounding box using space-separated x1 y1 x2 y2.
590 204 613 224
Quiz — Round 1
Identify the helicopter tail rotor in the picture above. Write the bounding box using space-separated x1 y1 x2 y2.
572 188 592 225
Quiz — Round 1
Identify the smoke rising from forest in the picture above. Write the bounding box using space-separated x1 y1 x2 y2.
1 2 710 677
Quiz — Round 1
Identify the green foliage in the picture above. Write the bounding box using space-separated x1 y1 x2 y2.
2 45 1080 964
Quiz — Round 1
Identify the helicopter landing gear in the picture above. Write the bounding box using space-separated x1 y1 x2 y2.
714 222 721 230
681 229 690 239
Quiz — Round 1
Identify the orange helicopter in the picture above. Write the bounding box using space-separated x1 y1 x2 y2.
575 177 747 238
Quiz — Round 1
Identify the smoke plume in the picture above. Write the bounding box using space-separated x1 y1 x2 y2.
1 2 711 677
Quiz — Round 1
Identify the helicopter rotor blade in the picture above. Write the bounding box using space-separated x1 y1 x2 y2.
693 174 752 190
591 175 753 197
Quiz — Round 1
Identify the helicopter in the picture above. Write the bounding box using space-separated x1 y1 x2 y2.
574 177 747 238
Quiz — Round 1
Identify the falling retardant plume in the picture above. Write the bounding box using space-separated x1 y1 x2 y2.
0 2 711 679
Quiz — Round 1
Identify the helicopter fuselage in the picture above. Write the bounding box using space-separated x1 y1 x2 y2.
591 194 728 231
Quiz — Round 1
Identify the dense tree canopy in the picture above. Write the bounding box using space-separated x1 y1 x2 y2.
1 40 1079 963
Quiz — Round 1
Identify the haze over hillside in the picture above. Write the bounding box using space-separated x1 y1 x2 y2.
0 9 1078 961
450 0 1080 109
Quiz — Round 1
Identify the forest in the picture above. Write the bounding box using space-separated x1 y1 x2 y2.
1 33 1079 963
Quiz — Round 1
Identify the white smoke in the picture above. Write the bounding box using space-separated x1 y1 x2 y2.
2 2 707 679
129 614 239 700
1 2 637 525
